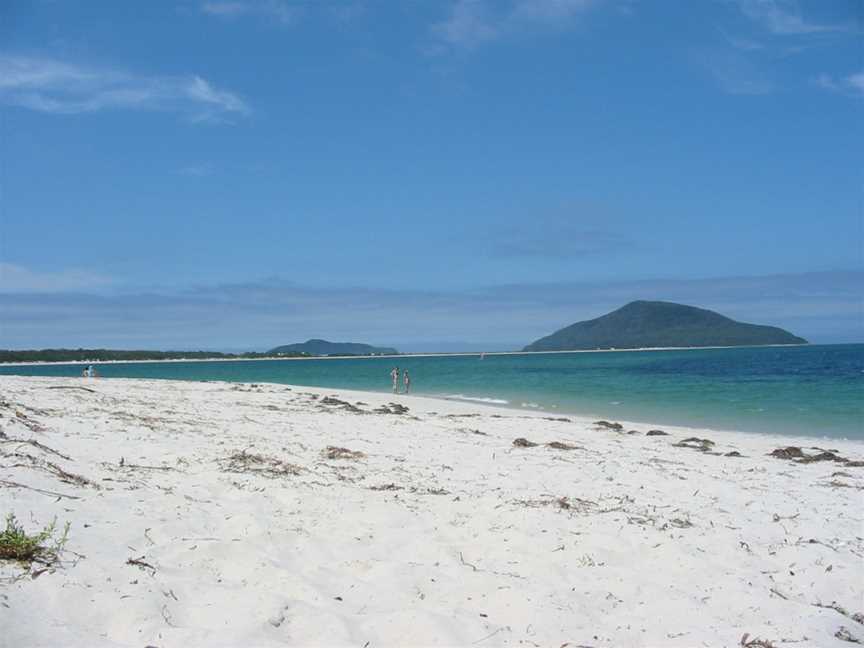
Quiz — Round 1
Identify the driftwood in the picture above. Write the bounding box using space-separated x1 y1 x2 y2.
0 479 81 500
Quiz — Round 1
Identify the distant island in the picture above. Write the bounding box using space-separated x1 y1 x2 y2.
523 301 807 352
0 348 296 364
268 339 398 357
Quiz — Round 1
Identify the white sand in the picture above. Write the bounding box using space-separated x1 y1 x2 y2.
1 375 862 647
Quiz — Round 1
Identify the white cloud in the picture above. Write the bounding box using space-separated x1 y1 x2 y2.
0 263 114 294
430 0 597 52
200 1 296 24
737 0 845 35
0 55 249 121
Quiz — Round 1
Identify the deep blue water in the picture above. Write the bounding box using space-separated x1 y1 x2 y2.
1 344 862 439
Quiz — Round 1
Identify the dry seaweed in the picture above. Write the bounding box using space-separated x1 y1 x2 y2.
221 450 303 477
457 428 488 436
673 437 715 452
546 441 580 451
835 627 863 644
374 403 410 415
740 634 778 648
323 446 366 460
320 397 365 414
368 483 403 491
594 421 623 431
512 438 539 448
515 495 593 511
769 446 861 466
646 430 668 436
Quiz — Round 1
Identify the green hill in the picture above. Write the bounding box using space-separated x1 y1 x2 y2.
523 301 807 352
268 339 398 356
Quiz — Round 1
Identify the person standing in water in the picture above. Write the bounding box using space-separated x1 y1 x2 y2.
403 369 411 394
390 367 399 393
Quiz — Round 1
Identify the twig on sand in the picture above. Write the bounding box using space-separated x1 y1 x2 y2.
0 479 81 500
459 551 479 571
812 601 864 625
458 551 525 580
46 386 96 394
123 463 178 472
126 555 156 574
0 437 72 461
472 627 509 644
45 462 98 488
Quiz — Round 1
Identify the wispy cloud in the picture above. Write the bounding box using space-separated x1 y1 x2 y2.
813 70 864 98
845 72 864 96
710 2 855 97
736 0 846 35
706 51 774 95
429 0 598 52
0 55 249 121
177 163 214 177
487 226 637 259
330 2 367 23
200 1 297 24
0 263 115 294
0 269 860 348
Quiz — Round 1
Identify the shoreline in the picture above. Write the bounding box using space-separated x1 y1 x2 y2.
4 370 861 442
0 341 818 367
2 374 862 646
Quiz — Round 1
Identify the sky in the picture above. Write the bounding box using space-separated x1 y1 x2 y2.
0 0 862 351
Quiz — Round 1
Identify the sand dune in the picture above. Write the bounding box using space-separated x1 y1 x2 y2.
1 376 862 647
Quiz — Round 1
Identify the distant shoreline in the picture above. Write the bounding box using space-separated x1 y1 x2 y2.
0 342 815 367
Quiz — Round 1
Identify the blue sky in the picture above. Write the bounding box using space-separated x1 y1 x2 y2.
0 0 861 350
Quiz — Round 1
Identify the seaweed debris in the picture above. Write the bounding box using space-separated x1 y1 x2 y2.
323 446 366 460
512 438 539 448
221 450 303 477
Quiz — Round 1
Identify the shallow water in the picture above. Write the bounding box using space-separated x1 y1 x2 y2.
2 344 862 439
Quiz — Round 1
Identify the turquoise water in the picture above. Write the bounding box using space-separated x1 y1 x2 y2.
1 344 862 439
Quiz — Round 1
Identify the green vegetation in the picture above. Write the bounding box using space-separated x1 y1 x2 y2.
523 300 807 352
268 339 398 356
0 348 305 364
0 513 69 564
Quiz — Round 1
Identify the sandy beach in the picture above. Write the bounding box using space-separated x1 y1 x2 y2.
1 375 862 647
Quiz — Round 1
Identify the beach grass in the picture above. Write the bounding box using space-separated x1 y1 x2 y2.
0 513 69 564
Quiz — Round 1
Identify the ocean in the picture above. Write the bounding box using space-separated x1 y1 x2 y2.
2 344 862 439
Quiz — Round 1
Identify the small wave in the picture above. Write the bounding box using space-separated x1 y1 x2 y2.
443 394 510 405
521 402 540 409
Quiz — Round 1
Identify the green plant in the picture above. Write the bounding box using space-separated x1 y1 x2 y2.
0 513 69 564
